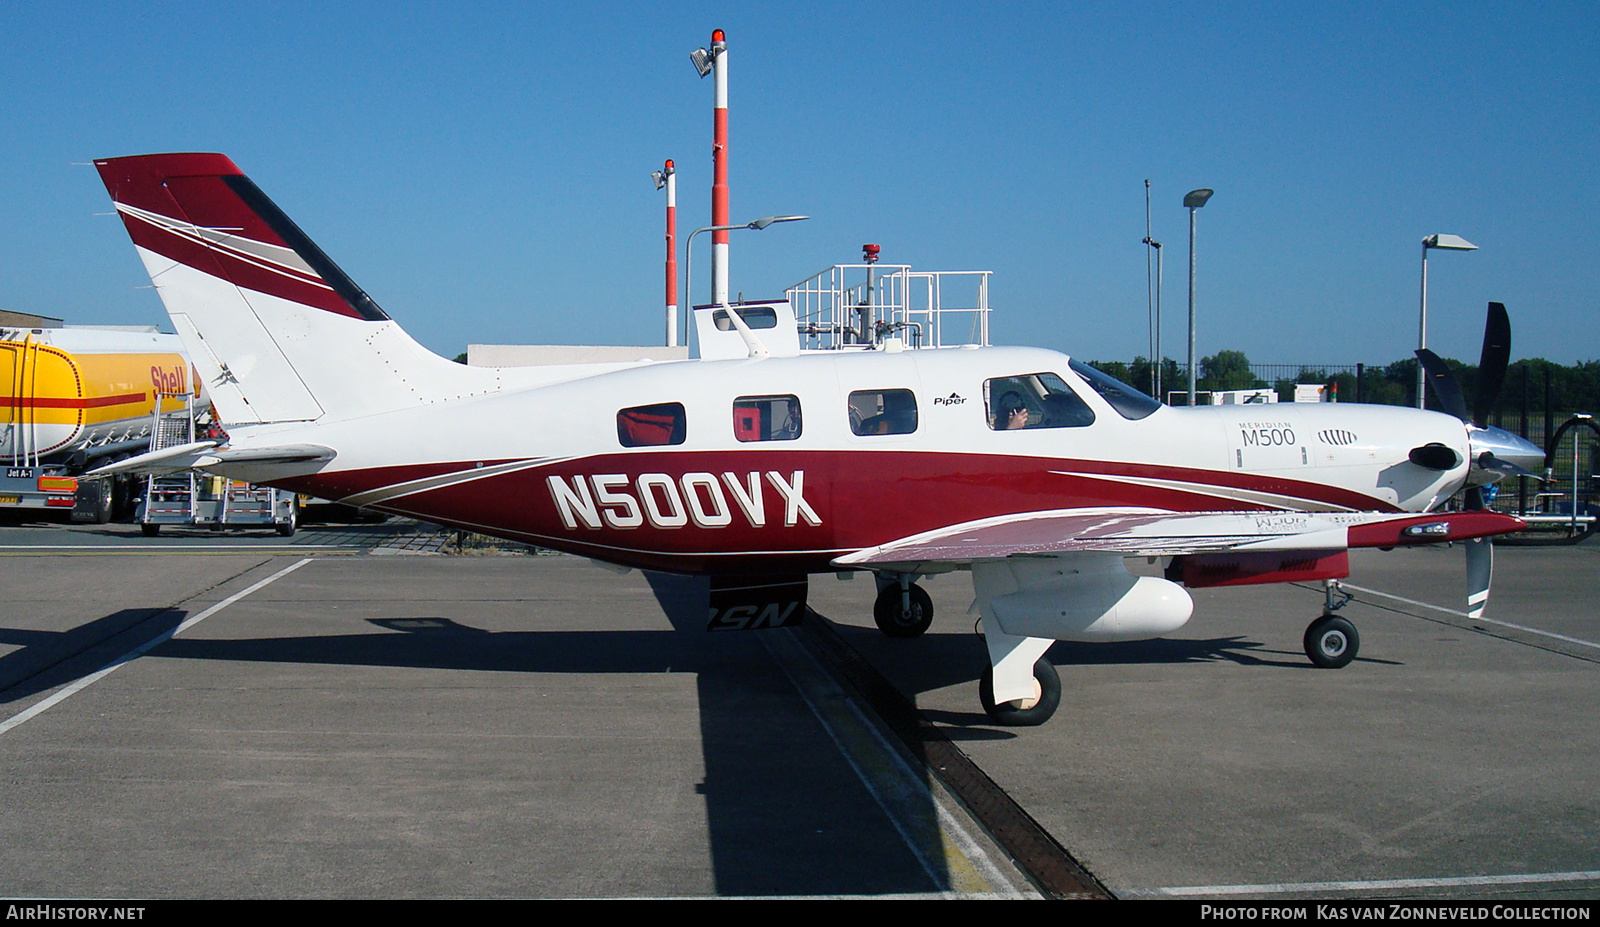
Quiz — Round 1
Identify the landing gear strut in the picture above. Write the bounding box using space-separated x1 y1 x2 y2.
1304 580 1359 668
872 575 933 638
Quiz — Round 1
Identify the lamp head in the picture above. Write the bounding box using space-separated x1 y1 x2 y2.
689 47 713 78
1423 233 1478 251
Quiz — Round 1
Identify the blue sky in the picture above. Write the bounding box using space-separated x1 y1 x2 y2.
2 2 1596 367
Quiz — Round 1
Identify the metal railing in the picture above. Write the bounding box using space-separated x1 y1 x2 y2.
787 263 991 351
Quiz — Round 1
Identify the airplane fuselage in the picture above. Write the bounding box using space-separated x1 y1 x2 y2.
219 345 1472 573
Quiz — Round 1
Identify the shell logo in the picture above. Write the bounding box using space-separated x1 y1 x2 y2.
150 364 188 395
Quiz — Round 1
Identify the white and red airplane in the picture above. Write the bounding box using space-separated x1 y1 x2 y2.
90 153 1542 726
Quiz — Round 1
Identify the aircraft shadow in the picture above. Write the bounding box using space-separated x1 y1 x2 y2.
0 583 1391 896
0 609 946 896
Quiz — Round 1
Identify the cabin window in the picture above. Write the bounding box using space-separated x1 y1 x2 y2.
848 389 918 436
984 373 1095 430
733 395 802 442
712 306 779 331
1068 359 1161 420
617 402 686 447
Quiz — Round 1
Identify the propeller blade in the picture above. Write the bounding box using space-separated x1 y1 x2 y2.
1465 536 1493 619
1472 302 1511 428
1415 348 1468 421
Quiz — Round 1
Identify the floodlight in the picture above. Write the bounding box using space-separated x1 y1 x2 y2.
690 47 713 78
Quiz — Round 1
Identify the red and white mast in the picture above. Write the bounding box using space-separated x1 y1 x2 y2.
653 159 678 346
707 29 729 306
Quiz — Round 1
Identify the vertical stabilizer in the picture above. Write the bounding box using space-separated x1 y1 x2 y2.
95 154 499 425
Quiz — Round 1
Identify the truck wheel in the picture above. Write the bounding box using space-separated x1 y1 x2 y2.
275 503 297 537
92 484 113 524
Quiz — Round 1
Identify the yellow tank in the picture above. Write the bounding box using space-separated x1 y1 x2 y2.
2 328 201 464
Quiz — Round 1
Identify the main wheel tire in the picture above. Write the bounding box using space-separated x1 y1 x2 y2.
979 657 1062 726
1304 615 1359 668
873 583 934 638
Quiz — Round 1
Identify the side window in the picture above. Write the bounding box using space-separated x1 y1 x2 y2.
617 402 686 447
712 306 778 331
733 395 802 442
984 373 1095 430
848 389 918 436
1068 358 1161 420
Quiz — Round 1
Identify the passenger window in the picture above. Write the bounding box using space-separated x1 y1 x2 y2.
617 402 686 447
849 389 918 436
984 373 1095 430
733 395 802 442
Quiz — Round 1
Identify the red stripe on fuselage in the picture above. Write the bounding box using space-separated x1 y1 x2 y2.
264 450 1399 573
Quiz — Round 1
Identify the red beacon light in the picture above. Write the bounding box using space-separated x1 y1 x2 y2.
862 243 880 265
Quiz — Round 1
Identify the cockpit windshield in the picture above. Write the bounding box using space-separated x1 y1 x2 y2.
1068 359 1162 420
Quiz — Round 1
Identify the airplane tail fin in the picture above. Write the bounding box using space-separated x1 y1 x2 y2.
95 153 498 425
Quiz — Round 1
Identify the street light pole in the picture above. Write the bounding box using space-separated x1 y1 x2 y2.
684 215 810 314
1416 233 1478 409
652 160 677 347
1184 188 1214 406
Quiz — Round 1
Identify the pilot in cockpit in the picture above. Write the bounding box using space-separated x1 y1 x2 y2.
997 391 1030 430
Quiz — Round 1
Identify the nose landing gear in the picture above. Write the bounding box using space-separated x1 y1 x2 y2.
1304 580 1359 668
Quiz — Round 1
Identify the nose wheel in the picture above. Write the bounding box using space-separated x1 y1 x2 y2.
1304 580 1359 668
1304 615 1359 668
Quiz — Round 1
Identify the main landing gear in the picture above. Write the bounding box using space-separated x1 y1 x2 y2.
1304 579 1360 668
979 657 1061 726
872 574 933 638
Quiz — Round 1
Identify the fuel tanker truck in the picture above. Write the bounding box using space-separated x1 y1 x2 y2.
4 326 300 532
0 326 198 522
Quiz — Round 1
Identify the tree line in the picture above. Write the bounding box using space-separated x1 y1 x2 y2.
1088 352 1600 421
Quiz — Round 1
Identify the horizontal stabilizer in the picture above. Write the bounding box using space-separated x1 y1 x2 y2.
87 441 334 477
86 440 224 476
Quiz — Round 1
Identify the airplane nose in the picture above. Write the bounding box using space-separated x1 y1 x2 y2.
1467 424 1545 484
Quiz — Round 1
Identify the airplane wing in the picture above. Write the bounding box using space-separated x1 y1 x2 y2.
833 506 1524 568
